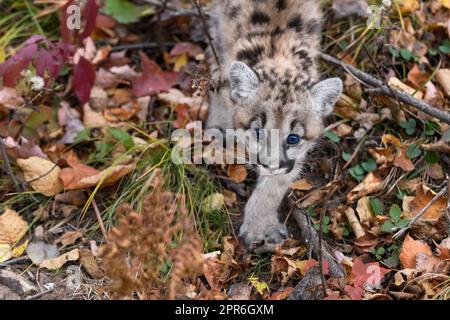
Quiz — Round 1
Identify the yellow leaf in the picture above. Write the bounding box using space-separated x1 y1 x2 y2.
17 157 64 196
12 239 29 258
399 0 420 13
0 244 12 263
0 47 5 64
0 208 28 244
248 276 269 295
171 53 188 72
440 0 450 9
40 248 79 270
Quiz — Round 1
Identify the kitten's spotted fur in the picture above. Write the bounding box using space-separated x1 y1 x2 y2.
206 0 343 250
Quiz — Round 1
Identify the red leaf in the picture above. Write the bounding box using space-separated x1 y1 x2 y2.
79 0 99 40
61 0 76 44
344 285 365 300
132 52 179 97
170 42 203 58
73 57 95 104
0 43 38 86
61 0 98 44
351 259 390 288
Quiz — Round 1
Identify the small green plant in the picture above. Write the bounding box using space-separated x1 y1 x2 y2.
370 197 384 215
349 158 377 182
371 246 386 261
381 204 409 233
400 119 417 135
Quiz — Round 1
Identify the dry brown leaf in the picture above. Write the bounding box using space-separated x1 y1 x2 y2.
407 65 430 88
355 197 373 227
55 231 84 247
437 237 450 259
435 69 450 97
347 172 383 202
0 244 12 263
290 179 313 191
0 87 24 109
17 157 64 196
399 235 432 269
40 248 79 270
83 103 108 128
421 140 450 154
79 248 103 279
227 165 247 183
344 207 366 239
426 163 444 179
59 160 135 190
0 208 28 245
415 253 447 273
393 148 415 172
404 185 447 221
388 77 423 99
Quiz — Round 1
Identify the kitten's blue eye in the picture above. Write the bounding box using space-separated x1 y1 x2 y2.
287 134 301 145
254 128 263 140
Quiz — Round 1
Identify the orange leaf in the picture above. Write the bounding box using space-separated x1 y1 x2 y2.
227 165 247 183
399 234 432 269
406 185 447 221
393 148 415 172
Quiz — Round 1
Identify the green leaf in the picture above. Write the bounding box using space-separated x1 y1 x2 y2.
110 128 135 150
406 144 422 159
389 46 400 58
353 165 365 176
381 220 395 233
105 0 147 24
342 152 351 162
424 151 440 164
361 158 377 172
400 49 413 61
428 48 439 56
377 247 386 255
439 40 450 54
395 219 410 229
400 119 416 129
325 130 341 143
383 252 399 268
389 204 402 223
349 167 365 182
370 198 383 215
74 128 92 142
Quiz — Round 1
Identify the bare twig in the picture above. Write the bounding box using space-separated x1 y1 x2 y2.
0 256 29 268
320 53 450 125
317 189 334 296
191 0 221 71
393 186 448 240
92 198 109 242
0 138 24 192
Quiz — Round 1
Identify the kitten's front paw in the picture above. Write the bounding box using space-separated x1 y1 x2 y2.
239 221 288 250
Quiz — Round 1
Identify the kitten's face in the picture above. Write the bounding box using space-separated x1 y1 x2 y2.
229 61 342 175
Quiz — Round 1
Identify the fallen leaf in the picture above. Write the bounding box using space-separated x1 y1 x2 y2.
227 165 247 183
0 87 24 109
393 148 415 171
290 179 313 191
0 208 28 245
421 140 450 154
388 77 423 99
404 185 447 221
267 287 294 300
435 69 450 97
344 285 364 300
55 231 83 247
17 157 64 196
344 207 366 239
79 248 103 279
0 244 12 263
399 234 432 269
356 197 373 227
170 42 203 59
40 248 79 270
132 52 178 97
407 65 430 88
399 0 420 13
347 172 383 202
74 57 96 104
332 0 368 19
83 103 108 128
59 160 135 190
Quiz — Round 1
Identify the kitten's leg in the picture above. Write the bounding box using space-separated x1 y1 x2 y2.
239 174 294 248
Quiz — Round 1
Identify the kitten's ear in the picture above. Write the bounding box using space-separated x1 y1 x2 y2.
229 61 260 102
311 78 343 117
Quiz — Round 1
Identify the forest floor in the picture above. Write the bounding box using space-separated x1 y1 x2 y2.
0 0 449 300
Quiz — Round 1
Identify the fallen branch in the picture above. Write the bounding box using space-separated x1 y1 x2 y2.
393 186 448 240
320 53 450 125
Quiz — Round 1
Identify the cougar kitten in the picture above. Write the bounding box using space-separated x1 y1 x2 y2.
206 0 343 249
